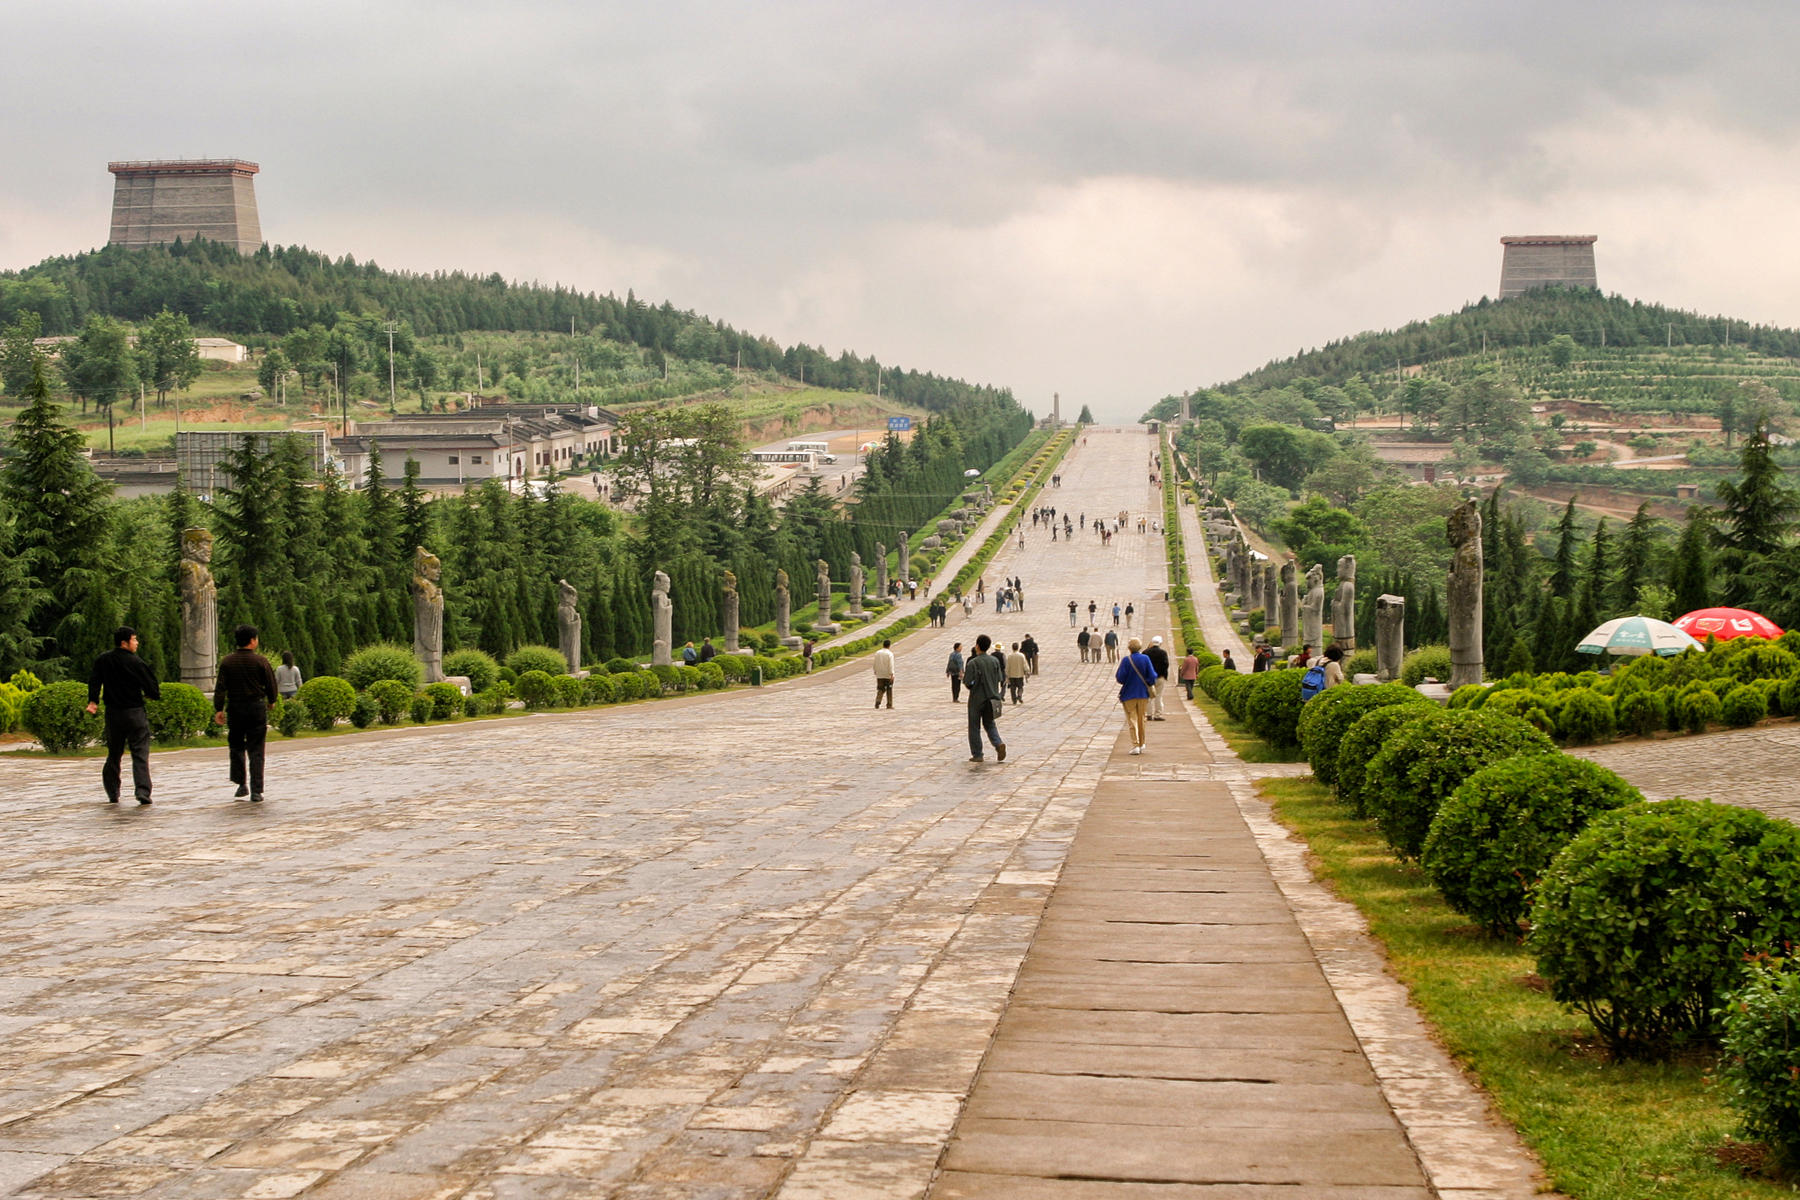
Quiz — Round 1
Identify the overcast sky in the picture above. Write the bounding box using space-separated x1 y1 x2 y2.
7 1 1800 422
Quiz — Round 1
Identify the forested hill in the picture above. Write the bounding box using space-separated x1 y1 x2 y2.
1211 291 1800 394
0 239 1010 413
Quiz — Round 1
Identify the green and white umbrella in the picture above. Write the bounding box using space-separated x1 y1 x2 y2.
1575 615 1704 657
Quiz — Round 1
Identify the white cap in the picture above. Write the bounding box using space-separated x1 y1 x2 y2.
1152 636 1163 644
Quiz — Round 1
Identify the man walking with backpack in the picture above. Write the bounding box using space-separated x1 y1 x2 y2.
1300 645 1345 702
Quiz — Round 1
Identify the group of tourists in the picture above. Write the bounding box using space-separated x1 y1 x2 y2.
1076 626 1119 663
85 624 288 805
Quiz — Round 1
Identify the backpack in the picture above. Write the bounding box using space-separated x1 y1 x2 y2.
1300 663 1328 701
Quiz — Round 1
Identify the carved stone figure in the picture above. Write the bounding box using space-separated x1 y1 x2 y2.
1376 594 1406 682
412 546 445 683
1279 560 1299 646
557 579 581 673
897 530 910 579
775 568 796 645
1263 564 1278 634
722 570 740 653
1248 554 1263 611
1335 554 1358 650
1302 563 1325 651
816 558 832 615
178 527 217 690
847 553 870 619
1447 500 1485 688
651 569 673 666
874 543 888 599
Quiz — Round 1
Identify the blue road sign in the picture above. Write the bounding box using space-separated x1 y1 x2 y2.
887 416 912 431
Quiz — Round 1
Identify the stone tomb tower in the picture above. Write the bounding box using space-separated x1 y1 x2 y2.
1498 235 1597 299
108 159 262 255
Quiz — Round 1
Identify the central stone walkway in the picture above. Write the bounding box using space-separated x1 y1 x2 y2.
0 430 1168 1200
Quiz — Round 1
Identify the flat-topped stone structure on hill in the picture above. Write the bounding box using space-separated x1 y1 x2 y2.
107 158 262 254
1499 234 1598 299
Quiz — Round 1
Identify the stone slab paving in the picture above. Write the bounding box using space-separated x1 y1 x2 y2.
1571 723 1800 826
0 430 1163 1200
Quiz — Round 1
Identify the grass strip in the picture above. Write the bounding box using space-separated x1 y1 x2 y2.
1261 774 1791 1200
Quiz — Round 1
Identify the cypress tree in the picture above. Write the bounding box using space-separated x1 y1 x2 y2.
1549 497 1580 600
1670 508 1713 617
1614 502 1660 612
0 359 116 677
1713 422 1799 604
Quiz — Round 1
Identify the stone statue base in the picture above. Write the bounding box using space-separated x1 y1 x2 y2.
845 608 871 622
569 669 590 680
779 635 803 649
730 648 756 656
812 622 841 636
445 675 473 697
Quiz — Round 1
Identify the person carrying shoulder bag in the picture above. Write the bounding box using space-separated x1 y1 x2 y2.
963 633 1007 763
1115 636 1158 755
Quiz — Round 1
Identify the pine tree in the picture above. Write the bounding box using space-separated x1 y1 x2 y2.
1580 517 1611 623
0 359 115 677
1614 502 1660 612
1670 508 1713 617
398 456 431 558
1713 422 1799 604
0 489 46 674
1549 498 1580 600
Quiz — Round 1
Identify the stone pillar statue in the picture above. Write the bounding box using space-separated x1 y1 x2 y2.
178 527 217 690
557 578 581 673
1280 560 1299 646
897 531 910 581
813 558 839 633
874 543 888 599
1248 554 1263 611
651 569 673 666
412 546 445 684
1335 555 1358 650
722 570 741 653
1376 594 1406 682
847 552 867 617
776 568 798 647
1302 563 1325 651
1263 564 1278 632
1447 500 1485 688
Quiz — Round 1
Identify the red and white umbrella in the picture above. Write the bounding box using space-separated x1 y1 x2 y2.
1673 607 1784 642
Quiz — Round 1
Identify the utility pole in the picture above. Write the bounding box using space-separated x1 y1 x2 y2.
385 323 398 411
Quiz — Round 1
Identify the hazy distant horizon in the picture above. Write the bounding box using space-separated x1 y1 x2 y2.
8 2 1800 423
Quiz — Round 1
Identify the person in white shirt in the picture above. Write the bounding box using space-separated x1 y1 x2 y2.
1005 643 1028 703
872 640 896 709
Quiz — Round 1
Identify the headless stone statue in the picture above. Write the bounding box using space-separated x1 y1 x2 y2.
1376 594 1406 683
1335 554 1357 650
651 569 673 666
1263 564 1278 635
557 579 581 673
1447 500 1485 688
412 546 445 684
1302 563 1325 651
178 527 217 690
722 570 740 653
775 568 797 646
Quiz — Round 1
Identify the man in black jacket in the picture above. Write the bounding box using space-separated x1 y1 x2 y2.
86 626 159 805
1145 635 1172 721
214 624 279 802
963 634 1007 763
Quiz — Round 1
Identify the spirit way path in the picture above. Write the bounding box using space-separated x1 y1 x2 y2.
0 429 1153 1200
0 429 1540 1200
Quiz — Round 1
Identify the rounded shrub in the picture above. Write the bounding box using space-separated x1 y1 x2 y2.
1421 755 1643 936
1197 664 1228 698
0 683 25 734
1779 673 1800 720
1482 688 1541 720
1243 669 1306 748
1342 648 1377 678
477 687 508 714
22 681 103 752
366 679 414 725
1675 686 1721 734
1298 683 1428 789
1336 703 1440 818
1448 684 1487 710
1760 676 1788 718
716 655 749 682
648 664 681 693
582 673 618 704
516 670 558 710
461 693 483 719
1364 710 1558 860
1555 688 1616 746
1720 961 1800 1171
1721 683 1768 728
1216 672 1255 721
425 682 465 719
1400 644 1454 687
697 662 726 690
1528 798 1800 1056
1727 642 1798 685
409 694 434 724
441 649 500 695
677 665 704 693
1615 688 1667 738
350 692 379 729
552 675 585 708
507 645 569 678
342 642 424 691
274 698 308 737
604 657 641 675
145 682 213 745
296 676 356 731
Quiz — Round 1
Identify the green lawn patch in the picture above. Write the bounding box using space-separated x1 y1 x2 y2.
1260 775 1793 1199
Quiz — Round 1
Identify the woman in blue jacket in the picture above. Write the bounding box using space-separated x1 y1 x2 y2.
1115 636 1158 755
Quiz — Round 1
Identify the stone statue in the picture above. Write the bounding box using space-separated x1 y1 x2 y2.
897 530 910 581
775 568 796 645
816 558 832 613
651 569 673 666
849 552 864 606
722 570 740 653
1279 560 1299 646
1335 555 1358 650
874 543 888 599
1263 564 1278 634
412 546 445 684
1447 500 1484 688
1376 594 1406 683
1302 563 1325 651
1248 554 1263 611
557 578 581 673
178 527 217 690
